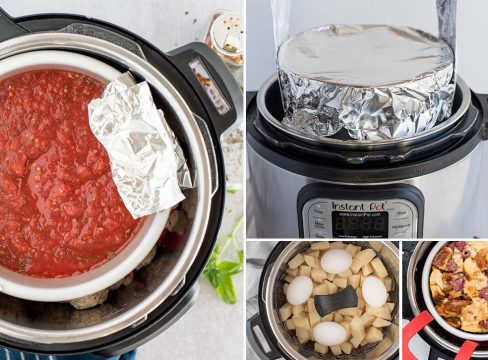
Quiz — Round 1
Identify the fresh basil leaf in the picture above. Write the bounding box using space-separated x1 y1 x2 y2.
218 261 242 275
216 274 237 304
206 269 221 288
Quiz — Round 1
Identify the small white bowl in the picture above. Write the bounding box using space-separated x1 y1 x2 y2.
0 50 168 302
422 240 488 341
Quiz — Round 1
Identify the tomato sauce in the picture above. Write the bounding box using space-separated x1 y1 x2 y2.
0 70 143 278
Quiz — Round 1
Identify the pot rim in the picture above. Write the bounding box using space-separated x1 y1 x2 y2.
421 240 488 341
0 32 212 344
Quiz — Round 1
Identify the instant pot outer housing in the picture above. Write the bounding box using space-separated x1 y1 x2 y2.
247 241 400 360
0 8 241 356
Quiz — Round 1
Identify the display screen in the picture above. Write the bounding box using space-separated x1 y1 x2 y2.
332 211 388 238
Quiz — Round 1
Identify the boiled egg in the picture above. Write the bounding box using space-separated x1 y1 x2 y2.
286 275 313 305
362 276 388 308
313 322 347 346
320 248 352 274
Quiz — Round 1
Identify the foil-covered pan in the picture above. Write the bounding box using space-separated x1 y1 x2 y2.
277 25 455 141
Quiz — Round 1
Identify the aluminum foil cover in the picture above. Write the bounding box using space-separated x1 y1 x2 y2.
277 25 455 140
88 73 191 219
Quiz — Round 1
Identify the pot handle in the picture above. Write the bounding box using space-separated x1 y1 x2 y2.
246 313 282 360
168 42 242 138
0 8 28 42
474 93 488 141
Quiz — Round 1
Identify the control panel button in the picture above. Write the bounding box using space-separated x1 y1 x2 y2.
310 230 327 238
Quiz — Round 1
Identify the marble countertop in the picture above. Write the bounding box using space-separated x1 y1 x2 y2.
0 1 244 359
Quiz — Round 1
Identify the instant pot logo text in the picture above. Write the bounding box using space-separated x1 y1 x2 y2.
332 202 385 211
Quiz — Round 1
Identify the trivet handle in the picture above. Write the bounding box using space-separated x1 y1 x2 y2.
0 8 28 42
402 310 434 360
246 313 282 360
456 341 479 360
168 42 242 138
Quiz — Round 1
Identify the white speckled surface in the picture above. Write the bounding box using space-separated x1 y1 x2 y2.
0 1 244 359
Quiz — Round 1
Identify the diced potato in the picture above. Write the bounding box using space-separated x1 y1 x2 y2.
340 342 353 355
351 249 376 273
333 277 348 289
325 272 335 282
350 334 365 348
286 267 299 277
288 253 305 270
311 268 328 283
311 241 330 251
370 257 388 279
364 326 384 344
345 243 361 256
321 313 334 322
309 310 321 328
376 306 392 321
304 255 319 268
306 250 320 258
368 242 383 253
330 345 342 356
329 241 345 249
361 263 374 276
333 312 344 323
360 339 367 346
292 304 304 315
285 319 296 330
356 288 363 300
285 274 295 283
314 283 328 296
293 316 310 330
338 307 357 317
343 316 353 322
383 277 392 292
365 337 393 359
348 274 361 289
372 317 392 328
366 305 382 316
341 321 351 340
327 281 338 294
387 302 395 313
307 298 316 313
338 268 353 278
299 265 311 277
357 297 365 310
283 283 289 296
279 303 292 321
350 316 365 340
296 328 311 344
314 343 328 354
360 313 375 328
303 303 308 312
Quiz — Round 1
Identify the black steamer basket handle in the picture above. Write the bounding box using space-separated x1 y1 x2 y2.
0 8 28 41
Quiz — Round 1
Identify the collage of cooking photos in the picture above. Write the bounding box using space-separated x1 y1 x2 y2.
1 0 488 359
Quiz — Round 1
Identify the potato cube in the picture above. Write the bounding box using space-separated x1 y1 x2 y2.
348 274 361 289
377 306 392 320
365 305 382 316
360 313 375 328
288 254 305 270
341 321 351 340
309 310 321 328
279 303 292 321
292 304 304 316
304 255 319 268
383 277 393 292
338 268 353 278
357 297 365 310
372 317 392 327
314 343 328 354
338 307 357 317
314 283 328 296
321 313 334 322
329 241 345 249
285 319 295 330
306 250 320 258
345 243 361 256
311 268 328 283
365 337 393 359
327 281 338 294
307 298 316 312
286 267 299 277
296 328 311 344
350 316 365 339
284 274 295 283
293 316 310 330
330 345 342 356
343 316 353 322
361 263 374 276
350 335 365 348
333 277 348 289
325 272 335 282
311 241 330 251
370 257 388 279
299 265 311 277
356 288 363 300
387 302 395 313
351 249 376 273
333 312 344 323
340 342 353 355
364 326 384 344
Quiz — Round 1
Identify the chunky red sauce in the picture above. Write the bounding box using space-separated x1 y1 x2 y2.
0 70 142 278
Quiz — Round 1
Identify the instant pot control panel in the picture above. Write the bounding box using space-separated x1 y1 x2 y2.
298 184 424 239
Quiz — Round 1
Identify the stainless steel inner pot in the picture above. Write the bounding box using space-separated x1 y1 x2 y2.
258 74 471 151
407 242 488 358
0 32 213 344
262 241 399 360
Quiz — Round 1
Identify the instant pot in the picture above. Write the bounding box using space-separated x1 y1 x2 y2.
247 73 488 238
247 241 400 360
403 241 487 359
0 8 241 356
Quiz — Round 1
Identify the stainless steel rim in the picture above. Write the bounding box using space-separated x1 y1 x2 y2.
0 32 212 344
407 243 488 357
263 241 400 360
257 74 471 150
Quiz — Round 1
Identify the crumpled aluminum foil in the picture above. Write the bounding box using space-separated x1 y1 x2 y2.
88 72 191 219
277 25 455 141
